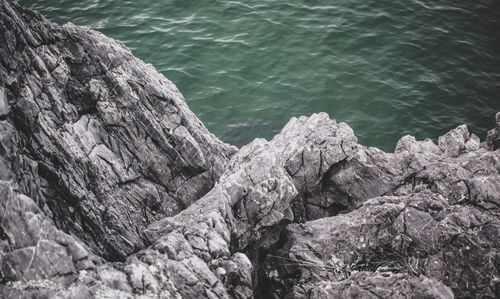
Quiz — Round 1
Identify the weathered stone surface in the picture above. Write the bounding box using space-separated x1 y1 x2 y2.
132 113 357 298
438 124 469 157
0 180 100 286
0 87 8 117
261 125 500 298
266 191 499 298
1 1 499 299
290 272 454 299
1 111 359 299
486 112 500 150
0 0 236 261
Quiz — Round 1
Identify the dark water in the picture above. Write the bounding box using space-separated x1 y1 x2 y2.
21 0 500 151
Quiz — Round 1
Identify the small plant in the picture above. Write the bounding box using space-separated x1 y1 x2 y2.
350 247 426 276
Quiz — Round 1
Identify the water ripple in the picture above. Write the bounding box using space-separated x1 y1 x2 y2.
20 0 500 151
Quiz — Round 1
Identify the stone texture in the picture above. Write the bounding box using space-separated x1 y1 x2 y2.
265 191 499 298
261 122 500 298
486 112 500 150
0 0 236 261
0 87 8 117
290 272 454 299
1 1 499 299
438 125 469 157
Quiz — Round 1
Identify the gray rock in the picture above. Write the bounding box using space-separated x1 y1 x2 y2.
486 112 500 150
438 124 469 157
1 1 499 299
0 0 236 261
0 87 8 117
0 180 100 290
265 191 499 298
465 133 480 152
290 272 454 299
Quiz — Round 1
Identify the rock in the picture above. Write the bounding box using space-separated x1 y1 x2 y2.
0 87 8 118
0 180 99 286
438 124 469 157
135 112 358 298
290 272 454 299
465 133 480 152
264 191 499 298
395 135 442 155
0 0 236 261
486 112 500 150
1 1 499 299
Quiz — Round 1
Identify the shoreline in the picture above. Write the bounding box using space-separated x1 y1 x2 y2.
0 1 499 298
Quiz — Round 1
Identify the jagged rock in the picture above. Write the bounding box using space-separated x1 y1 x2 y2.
0 0 236 261
438 125 469 157
465 133 480 152
1 111 359 299
262 156 500 298
0 87 8 117
0 181 99 285
290 272 454 299
1 1 499 299
486 112 500 150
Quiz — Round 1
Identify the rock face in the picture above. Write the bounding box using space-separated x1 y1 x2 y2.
0 1 499 299
486 112 500 151
0 0 236 262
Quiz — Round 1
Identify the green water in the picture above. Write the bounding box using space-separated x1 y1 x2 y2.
21 0 500 151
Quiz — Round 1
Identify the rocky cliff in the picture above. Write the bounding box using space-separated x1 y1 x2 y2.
0 1 499 298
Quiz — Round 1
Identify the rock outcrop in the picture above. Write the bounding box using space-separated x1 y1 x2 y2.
0 0 236 262
486 112 500 151
0 1 499 298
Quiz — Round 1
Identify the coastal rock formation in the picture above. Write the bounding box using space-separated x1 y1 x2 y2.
0 0 236 262
486 112 500 151
257 124 500 299
0 1 499 299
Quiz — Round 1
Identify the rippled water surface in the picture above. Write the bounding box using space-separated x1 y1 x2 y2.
21 0 500 150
